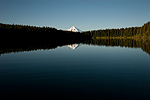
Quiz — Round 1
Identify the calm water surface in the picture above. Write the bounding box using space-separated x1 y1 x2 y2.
0 44 150 99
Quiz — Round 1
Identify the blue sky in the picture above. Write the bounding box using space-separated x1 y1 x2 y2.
0 0 150 31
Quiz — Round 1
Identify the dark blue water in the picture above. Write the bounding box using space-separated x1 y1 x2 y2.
0 44 150 99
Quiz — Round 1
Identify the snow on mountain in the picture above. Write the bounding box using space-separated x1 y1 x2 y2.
67 44 79 50
67 26 82 32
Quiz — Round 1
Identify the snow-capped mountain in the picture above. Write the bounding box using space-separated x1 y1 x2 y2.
67 44 79 50
67 26 82 32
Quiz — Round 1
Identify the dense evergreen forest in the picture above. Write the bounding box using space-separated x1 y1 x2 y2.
1 21 150 42
0 23 90 48
0 22 150 55
82 21 150 38
0 23 89 42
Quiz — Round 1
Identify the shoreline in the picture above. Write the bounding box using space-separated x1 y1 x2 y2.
92 36 150 40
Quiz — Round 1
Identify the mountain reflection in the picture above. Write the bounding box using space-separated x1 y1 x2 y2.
67 44 79 50
0 39 150 55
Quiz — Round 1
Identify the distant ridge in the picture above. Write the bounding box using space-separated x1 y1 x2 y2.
67 26 82 32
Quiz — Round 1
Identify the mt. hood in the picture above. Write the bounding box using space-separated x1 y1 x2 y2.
67 26 82 32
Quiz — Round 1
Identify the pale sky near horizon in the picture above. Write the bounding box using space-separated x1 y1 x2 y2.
0 0 150 31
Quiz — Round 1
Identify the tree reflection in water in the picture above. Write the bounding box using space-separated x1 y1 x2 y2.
0 39 150 55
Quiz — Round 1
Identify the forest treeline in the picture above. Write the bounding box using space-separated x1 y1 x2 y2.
0 23 90 49
0 22 150 55
82 21 150 38
0 23 89 42
1 21 150 42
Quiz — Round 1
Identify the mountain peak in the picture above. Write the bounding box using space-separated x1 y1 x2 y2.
67 26 82 32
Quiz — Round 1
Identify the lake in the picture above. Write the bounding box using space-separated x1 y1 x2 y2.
0 39 150 99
